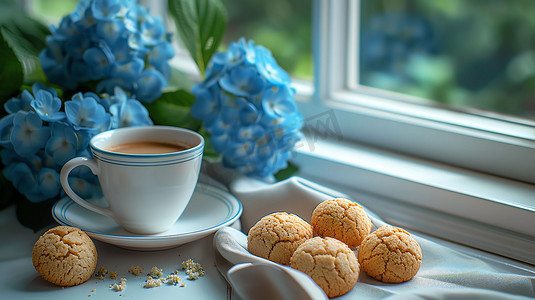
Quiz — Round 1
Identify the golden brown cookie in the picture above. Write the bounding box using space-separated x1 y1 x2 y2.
357 225 422 283
247 212 313 265
32 226 98 287
290 237 359 298
311 198 373 248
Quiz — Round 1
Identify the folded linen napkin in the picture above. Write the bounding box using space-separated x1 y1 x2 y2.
213 174 535 299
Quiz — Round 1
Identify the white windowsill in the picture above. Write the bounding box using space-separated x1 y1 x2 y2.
291 135 535 265
166 20 535 265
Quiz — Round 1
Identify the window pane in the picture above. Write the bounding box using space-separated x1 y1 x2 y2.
29 0 79 25
223 0 313 80
359 0 535 121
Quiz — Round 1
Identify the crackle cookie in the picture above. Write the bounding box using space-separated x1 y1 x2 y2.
247 212 313 265
358 225 422 283
311 198 373 248
32 226 98 287
290 237 359 298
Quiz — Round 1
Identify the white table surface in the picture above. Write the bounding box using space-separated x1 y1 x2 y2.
0 205 233 300
2 172 534 300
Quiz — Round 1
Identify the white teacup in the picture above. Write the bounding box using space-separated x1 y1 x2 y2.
60 126 204 234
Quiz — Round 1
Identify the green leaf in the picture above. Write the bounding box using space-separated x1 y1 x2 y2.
168 66 195 91
274 162 299 182
197 128 220 159
168 0 227 78
0 30 23 104
145 90 221 159
145 89 202 130
0 3 50 89
0 15 50 58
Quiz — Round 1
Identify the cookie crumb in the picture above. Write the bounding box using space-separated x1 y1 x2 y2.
148 266 163 278
182 259 205 280
128 266 143 276
165 274 182 285
96 267 108 276
110 278 127 291
109 271 118 279
95 267 107 280
144 276 165 288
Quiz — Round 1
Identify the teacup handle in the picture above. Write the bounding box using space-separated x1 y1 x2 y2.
60 157 114 219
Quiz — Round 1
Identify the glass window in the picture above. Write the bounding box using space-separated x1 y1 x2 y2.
27 0 79 25
357 0 535 123
304 0 535 184
223 0 313 80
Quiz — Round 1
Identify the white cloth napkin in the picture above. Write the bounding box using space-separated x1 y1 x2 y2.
212 175 535 299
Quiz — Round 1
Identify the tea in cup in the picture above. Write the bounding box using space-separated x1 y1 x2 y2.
60 126 204 234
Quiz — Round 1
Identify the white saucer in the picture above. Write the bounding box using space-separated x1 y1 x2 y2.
52 183 242 251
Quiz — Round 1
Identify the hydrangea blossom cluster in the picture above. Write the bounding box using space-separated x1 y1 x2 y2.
39 0 174 103
0 83 153 203
191 38 303 179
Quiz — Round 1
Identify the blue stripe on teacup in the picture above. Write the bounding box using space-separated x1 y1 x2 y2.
92 150 203 167
90 137 204 161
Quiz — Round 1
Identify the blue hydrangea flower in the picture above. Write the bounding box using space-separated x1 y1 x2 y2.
10 111 50 157
134 68 166 102
148 41 174 78
45 123 79 166
24 152 44 172
1 147 17 166
4 162 42 202
30 89 66 122
107 87 153 127
4 90 34 114
91 0 123 21
219 66 265 97
5 82 57 114
0 114 15 147
261 85 298 119
39 0 174 102
65 92 112 132
255 46 291 86
191 38 303 179
0 83 153 203
38 149 57 169
83 45 115 79
68 176 95 200
190 85 222 121
38 168 61 199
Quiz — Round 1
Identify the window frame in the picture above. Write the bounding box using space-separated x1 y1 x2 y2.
145 0 535 263
298 0 535 185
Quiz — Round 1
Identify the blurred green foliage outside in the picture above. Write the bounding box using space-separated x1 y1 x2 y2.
360 0 535 121
30 0 534 121
223 0 313 81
